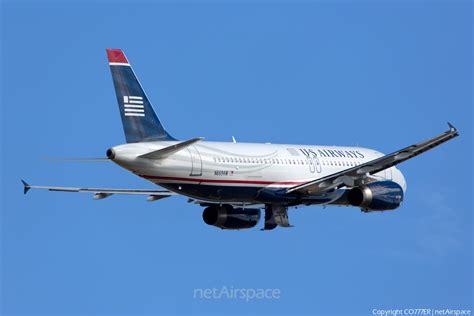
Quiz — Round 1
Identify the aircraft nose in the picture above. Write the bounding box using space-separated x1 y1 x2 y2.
393 167 407 193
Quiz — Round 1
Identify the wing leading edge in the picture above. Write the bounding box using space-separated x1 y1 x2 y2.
286 123 459 195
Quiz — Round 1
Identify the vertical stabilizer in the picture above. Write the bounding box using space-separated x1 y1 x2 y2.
106 48 175 143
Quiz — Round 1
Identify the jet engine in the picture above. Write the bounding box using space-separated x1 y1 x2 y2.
347 181 404 212
202 205 260 230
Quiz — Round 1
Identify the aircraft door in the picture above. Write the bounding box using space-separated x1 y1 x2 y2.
314 156 322 173
307 157 316 173
306 155 321 174
187 146 203 176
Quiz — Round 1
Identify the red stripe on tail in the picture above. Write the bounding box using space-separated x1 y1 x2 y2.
106 48 128 63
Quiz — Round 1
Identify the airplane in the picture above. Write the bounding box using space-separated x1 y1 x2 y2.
22 48 459 230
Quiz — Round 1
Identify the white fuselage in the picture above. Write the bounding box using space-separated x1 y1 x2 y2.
109 141 407 205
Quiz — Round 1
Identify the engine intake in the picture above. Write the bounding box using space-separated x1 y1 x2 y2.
347 181 404 212
202 205 260 230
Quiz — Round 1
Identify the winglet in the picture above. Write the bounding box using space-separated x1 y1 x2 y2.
21 179 31 194
447 122 457 132
106 48 129 65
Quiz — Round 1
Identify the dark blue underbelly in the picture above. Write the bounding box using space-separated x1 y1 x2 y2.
159 183 262 202
158 182 350 206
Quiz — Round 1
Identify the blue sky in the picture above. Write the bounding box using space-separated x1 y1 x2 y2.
1 1 472 315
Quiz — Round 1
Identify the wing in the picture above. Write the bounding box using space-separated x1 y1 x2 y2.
21 180 177 201
287 123 459 195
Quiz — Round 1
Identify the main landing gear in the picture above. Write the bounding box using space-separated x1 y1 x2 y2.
261 204 293 231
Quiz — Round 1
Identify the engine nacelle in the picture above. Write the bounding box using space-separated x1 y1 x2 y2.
347 181 404 212
202 205 260 230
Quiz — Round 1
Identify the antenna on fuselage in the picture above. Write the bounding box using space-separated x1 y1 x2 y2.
232 136 237 143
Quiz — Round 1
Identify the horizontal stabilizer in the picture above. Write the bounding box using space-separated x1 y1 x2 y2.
139 137 204 160
42 157 110 162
